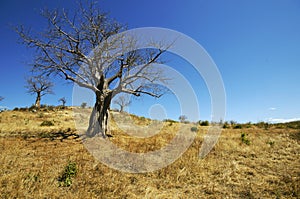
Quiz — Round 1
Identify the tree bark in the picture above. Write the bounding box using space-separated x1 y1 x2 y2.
86 91 112 138
35 92 41 108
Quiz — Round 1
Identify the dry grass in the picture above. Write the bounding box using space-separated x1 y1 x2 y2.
0 109 299 198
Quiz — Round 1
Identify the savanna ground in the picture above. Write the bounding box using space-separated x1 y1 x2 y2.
0 107 299 198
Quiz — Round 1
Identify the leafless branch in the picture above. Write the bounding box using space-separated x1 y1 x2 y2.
18 1 172 111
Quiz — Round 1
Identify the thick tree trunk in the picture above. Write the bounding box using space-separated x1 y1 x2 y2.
35 92 41 108
86 91 112 138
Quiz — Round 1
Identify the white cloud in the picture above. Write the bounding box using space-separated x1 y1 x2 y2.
269 107 277 111
267 118 300 123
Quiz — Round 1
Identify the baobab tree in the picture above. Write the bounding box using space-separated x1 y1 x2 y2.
17 2 170 137
179 115 187 123
25 76 54 108
58 97 67 107
113 94 131 112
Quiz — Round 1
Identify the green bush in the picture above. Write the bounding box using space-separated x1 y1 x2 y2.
223 122 230 129
241 132 250 145
40 120 54 126
58 161 77 187
191 126 198 132
233 124 243 129
199 120 209 126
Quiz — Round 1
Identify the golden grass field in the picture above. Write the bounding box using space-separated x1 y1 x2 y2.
0 107 299 198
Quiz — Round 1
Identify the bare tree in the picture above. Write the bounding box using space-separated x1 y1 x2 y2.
113 94 131 112
17 2 170 137
58 97 67 107
179 115 187 123
25 76 54 108
81 102 87 109
0 96 3 102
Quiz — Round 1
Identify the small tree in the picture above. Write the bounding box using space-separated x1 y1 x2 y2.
25 76 53 108
81 102 87 109
59 97 67 107
179 115 187 123
113 94 131 112
0 96 4 102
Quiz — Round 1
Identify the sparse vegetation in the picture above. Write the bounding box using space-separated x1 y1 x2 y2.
234 124 243 129
241 132 251 145
0 109 299 198
40 120 54 126
199 120 209 126
58 161 77 187
163 119 178 123
255 121 271 129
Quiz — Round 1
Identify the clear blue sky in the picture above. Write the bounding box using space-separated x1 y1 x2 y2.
0 0 299 123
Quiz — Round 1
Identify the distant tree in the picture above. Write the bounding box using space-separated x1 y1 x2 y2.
230 120 237 125
81 102 87 109
58 97 67 107
25 76 53 108
0 96 4 102
179 115 187 123
200 120 209 126
17 2 170 137
113 94 131 112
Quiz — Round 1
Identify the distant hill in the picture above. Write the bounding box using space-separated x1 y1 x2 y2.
273 120 300 129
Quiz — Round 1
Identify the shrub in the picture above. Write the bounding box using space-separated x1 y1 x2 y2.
163 119 177 123
243 122 252 128
267 140 275 147
40 120 54 126
223 122 230 129
255 121 270 129
38 113 44 118
19 107 29 111
29 105 37 112
241 132 250 145
58 161 77 187
40 104 47 108
233 124 243 129
199 120 209 126
47 105 56 111
191 126 198 132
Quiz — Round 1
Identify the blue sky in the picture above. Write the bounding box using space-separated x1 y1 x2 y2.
0 0 299 123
